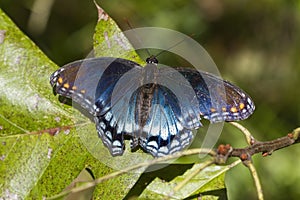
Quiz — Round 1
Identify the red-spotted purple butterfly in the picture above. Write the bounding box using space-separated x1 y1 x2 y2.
50 56 255 157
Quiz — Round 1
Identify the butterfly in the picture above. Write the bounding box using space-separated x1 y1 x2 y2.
50 55 255 157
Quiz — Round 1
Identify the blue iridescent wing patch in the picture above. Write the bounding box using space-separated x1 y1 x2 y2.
50 58 140 115
176 68 255 123
50 57 255 157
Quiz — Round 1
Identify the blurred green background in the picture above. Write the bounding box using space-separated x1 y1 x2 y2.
1 0 299 199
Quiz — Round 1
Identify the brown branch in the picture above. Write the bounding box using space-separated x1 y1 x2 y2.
216 128 300 164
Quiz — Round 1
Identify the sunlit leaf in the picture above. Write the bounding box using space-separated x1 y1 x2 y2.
0 6 141 199
139 162 239 199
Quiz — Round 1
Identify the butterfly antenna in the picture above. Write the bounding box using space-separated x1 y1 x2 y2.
154 33 195 58
124 19 151 57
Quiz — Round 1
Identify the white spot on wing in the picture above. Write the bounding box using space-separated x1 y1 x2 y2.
112 140 122 147
147 141 158 149
158 146 169 154
100 121 106 130
105 131 112 141
105 112 112 121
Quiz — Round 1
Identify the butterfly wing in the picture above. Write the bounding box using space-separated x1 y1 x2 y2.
50 57 143 156
132 66 255 156
50 57 142 115
175 68 255 123
93 63 145 156
130 84 194 157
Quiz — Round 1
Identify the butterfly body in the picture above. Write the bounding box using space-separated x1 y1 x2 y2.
50 56 255 157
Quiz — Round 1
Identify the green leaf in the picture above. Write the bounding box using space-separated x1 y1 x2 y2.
0 7 90 199
93 2 144 64
0 6 141 199
139 162 237 200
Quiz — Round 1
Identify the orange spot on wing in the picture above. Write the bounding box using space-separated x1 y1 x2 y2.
72 85 77 90
58 77 63 84
80 89 86 94
63 83 70 89
210 108 216 113
239 103 245 110
230 106 237 113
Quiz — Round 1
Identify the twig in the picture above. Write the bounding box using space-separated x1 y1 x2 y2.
243 160 264 200
229 122 255 145
228 129 300 159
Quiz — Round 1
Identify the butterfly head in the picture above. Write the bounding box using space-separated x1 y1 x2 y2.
146 55 158 64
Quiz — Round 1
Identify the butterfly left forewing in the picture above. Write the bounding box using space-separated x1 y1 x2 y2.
50 57 136 115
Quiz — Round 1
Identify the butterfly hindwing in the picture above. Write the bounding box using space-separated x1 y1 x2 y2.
132 83 194 157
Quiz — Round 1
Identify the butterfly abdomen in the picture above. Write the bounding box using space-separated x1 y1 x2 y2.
136 83 156 128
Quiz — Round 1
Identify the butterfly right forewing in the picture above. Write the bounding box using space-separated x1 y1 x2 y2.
175 68 255 123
